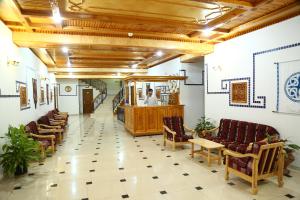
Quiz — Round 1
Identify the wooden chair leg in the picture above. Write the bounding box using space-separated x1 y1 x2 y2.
251 161 258 195
40 145 45 159
278 154 284 187
51 138 55 154
225 155 229 180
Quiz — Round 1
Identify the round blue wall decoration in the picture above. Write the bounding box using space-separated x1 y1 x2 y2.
285 72 300 102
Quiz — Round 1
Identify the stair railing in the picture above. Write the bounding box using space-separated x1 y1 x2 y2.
112 87 124 113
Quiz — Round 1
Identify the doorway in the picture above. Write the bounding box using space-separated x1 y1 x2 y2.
83 89 94 114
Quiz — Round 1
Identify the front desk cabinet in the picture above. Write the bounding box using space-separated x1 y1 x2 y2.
124 105 184 136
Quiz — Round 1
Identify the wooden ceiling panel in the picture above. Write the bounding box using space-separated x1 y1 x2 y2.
1 0 299 78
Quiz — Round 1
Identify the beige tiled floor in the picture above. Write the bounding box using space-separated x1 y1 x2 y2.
1 97 300 200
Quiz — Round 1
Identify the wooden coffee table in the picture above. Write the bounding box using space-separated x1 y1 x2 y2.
188 138 224 166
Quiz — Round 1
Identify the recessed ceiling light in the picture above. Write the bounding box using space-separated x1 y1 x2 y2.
156 51 163 57
202 28 213 37
128 32 133 37
52 7 62 24
62 47 68 53
132 64 138 68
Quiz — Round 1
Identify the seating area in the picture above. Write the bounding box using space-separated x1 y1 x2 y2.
162 117 285 194
25 109 69 159
0 1 300 199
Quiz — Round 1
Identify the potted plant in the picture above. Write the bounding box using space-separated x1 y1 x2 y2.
282 139 300 175
195 117 215 137
0 125 40 176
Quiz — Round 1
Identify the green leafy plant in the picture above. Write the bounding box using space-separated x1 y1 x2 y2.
0 125 40 176
195 117 215 137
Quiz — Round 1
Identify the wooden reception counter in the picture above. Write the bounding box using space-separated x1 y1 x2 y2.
123 105 184 136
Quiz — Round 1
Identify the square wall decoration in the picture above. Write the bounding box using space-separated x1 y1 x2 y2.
20 85 28 109
40 87 45 105
231 82 248 104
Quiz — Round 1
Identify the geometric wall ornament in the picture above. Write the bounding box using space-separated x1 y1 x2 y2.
275 59 300 115
284 72 300 103
206 42 300 108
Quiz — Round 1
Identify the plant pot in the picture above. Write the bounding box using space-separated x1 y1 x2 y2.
15 165 28 176
284 151 295 176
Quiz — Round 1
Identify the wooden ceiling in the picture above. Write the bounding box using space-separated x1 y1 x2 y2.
1 0 300 78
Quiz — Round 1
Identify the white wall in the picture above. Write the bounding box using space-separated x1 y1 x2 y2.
148 58 205 128
57 79 79 115
0 21 56 147
205 16 300 167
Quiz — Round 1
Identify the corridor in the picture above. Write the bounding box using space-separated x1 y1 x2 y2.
0 99 300 200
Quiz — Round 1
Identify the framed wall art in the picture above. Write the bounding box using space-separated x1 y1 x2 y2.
231 82 248 104
32 78 37 109
155 86 161 99
59 84 78 96
46 84 49 105
40 86 45 105
19 85 28 110
138 88 143 100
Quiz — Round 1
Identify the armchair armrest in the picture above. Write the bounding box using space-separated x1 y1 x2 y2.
183 124 195 136
38 124 61 129
39 128 63 133
223 149 258 159
30 133 55 140
203 126 219 133
49 120 65 124
163 125 176 136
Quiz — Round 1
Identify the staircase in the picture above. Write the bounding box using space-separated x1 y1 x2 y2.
112 87 124 114
81 79 108 111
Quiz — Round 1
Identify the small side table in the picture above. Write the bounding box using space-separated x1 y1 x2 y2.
189 138 224 166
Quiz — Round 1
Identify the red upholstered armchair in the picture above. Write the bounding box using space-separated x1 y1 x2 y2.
163 116 195 150
224 141 284 194
38 115 65 130
25 121 56 157
36 117 64 143
48 110 68 123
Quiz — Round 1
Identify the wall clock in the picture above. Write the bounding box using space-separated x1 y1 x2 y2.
65 86 72 93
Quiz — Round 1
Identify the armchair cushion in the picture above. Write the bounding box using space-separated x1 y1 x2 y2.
163 116 193 142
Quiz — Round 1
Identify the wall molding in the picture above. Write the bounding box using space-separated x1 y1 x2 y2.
206 42 300 108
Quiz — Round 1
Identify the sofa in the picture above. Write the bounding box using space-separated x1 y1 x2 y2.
203 118 280 153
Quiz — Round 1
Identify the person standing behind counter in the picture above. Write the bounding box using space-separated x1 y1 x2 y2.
144 88 158 106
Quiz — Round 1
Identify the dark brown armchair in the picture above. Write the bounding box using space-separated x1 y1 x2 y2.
163 116 195 150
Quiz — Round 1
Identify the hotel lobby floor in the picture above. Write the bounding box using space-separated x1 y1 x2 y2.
1 102 300 200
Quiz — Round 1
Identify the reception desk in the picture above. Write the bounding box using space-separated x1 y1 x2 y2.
123 105 184 136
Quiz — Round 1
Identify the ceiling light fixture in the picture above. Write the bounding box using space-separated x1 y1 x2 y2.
156 51 163 57
128 32 133 37
117 72 121 76
132 64 138 69
50 0 62 24
62 46 68 53
202 23 225 37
